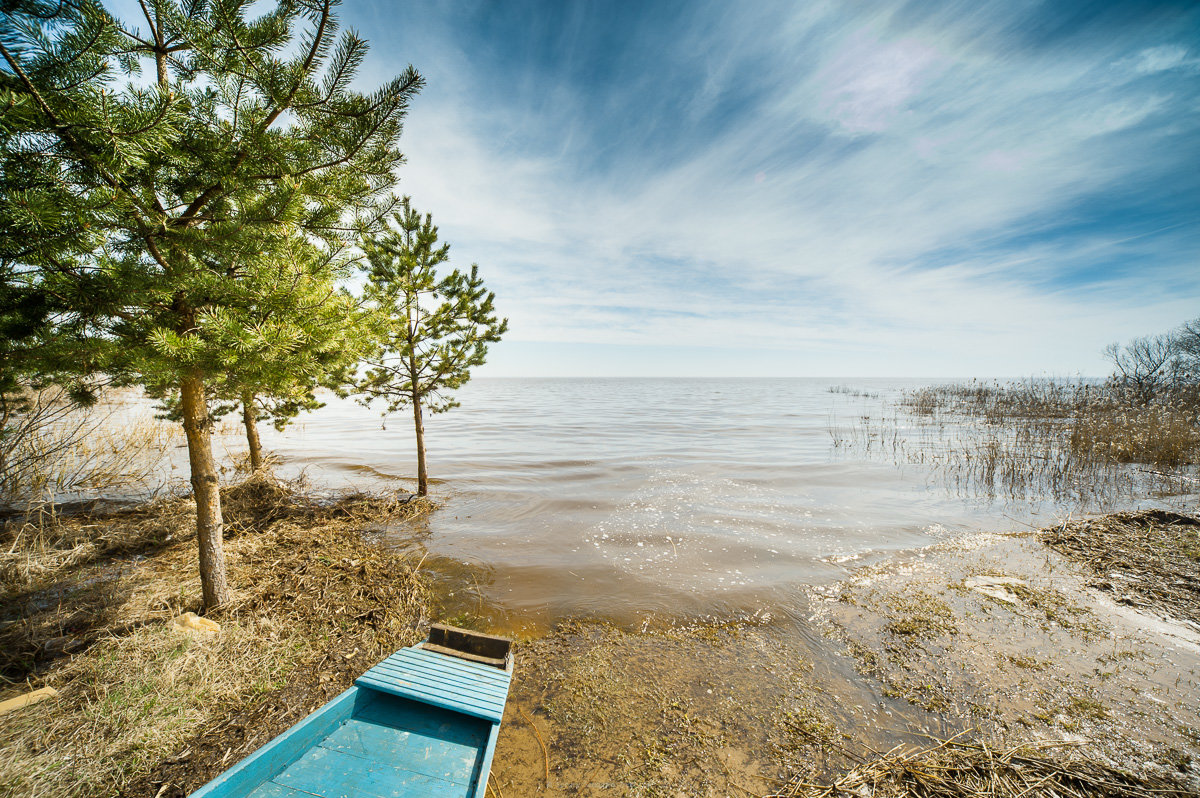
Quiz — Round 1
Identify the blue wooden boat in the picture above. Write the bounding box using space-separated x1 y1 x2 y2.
190 624 514 798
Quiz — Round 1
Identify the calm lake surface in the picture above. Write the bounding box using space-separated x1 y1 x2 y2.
249 378 1156 631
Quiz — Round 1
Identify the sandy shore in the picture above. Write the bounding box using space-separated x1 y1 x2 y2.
2 485 1197 797
485 514 1200 796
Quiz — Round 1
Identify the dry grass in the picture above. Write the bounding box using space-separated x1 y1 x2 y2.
1040 510 1200 625
0 475 436 798
902 380 1200 470
2 393 180 511
834 379 1200 503
1068 404 1200 469
770 734 1194 798
1 619 304 797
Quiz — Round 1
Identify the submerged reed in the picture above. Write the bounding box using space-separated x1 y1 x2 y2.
832 379 1199 504
1 388 181 512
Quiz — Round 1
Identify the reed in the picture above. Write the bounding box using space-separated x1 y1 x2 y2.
1 388 180 512
834 379 1199 504
771 734 1193 798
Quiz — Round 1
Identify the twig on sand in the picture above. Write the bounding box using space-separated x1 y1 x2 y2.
519 705 550 788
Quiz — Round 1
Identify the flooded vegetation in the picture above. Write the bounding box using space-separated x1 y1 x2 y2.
0 387 181 512
832 378 1200 505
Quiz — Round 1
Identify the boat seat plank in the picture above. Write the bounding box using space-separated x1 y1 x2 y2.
356 675 500 724
364 662 511 700
388 652 511 681
367 657 513 696
389 648 511 685
272 745 467 798
357 649 511 724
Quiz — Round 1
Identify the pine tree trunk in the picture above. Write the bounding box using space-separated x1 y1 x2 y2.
412 394 428 496
180 371 230 610
241 390 263 472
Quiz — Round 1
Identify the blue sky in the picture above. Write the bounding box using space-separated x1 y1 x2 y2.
131 0 1200 376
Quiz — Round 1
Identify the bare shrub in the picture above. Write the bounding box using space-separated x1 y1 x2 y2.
1103 334 1180 403
0 388 178 510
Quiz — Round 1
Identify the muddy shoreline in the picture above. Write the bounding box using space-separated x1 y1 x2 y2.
2 486 1197 797
485 513 1200 796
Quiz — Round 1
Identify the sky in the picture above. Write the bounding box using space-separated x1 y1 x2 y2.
128 0 1200 377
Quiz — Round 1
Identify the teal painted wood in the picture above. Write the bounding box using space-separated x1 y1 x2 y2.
356 648 511 723
190 687 360 798
351 693 489 749
243 781 313 798
273 745 465 798
355 674 496 726
358 665 507 709
389 648 512 686
375 650 511 693
328 698 488 784
471 721 504 798
189 643 512 798
367 658 511 697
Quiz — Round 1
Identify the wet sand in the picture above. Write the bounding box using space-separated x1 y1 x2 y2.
480 522 1200 796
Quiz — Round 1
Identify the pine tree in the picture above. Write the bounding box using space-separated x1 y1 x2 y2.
220 244 367 472
1 0 422 608
148 239 368 473
358 198 507 496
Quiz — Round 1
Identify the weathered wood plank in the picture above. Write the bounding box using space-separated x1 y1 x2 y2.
364 659 510 699
387 648 511 684
427 624 511 663
357 650 512 723
273 745 466 798
420 642 506 669
469 720 504 798
365 658 510 696
320 717 481 785
356 674 503 723
243 781 319 798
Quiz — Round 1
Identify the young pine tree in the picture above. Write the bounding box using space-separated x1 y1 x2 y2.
221 248 366 473
358 199 507 496
1 0 422 608
146 239 368 473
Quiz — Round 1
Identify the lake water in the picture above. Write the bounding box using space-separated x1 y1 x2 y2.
242 377 1176 632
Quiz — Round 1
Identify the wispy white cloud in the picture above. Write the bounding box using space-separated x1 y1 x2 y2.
1123 44 1193 74
355 0 1200 376
816 32 943 134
